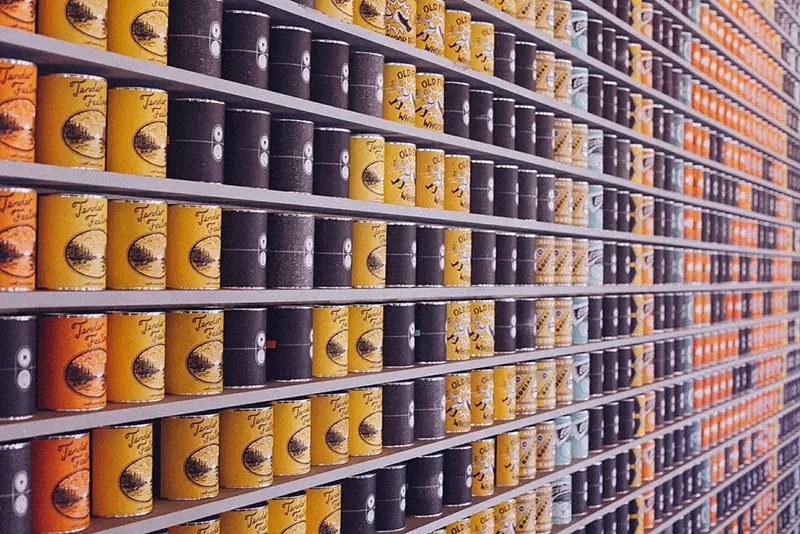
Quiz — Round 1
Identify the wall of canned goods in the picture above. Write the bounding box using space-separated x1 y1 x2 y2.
6 0 800 533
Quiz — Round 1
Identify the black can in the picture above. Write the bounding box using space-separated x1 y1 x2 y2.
516 106 536 155
495 165 519 218
221 209 268 288
602 134 617 175
603 403 619 446
587 19 603 60
313 127 351 198
376 465 406 531
415 302 446 364
572 469 588 514
168 98 225 183
267 213 315 288
616 451 629 492
588 74 604 116
602 82 617 122
0 442 29 532
517 235 536 285
602 28 617 67
496 234 517 286
384 303 416 369
266 306 312 381
589 296 603 340
538 173 556 223
535 112 555 159
517 299 536 349
416 226 445 286
314 216 352 288
444 81 470 138
601 459 615 500
587 463 602 505
350 51 385 118
168 0 223 77
269 26 312 99
342 473 378 533
616 190 630 232
386 223 416 287
414 376 446 439
224 108 270 189
617 295 632 336
617 347 632 388
0 317 35 419
615 35 629 73
495 298 517 353
271 119 314 193
516 41 537 90
223 308 268 387
518 169 537 220
383 381 415 446
603 349 618 392
471 231 496 286
443 445 473 506
470 160 495 215
493 98 516 149
407 453 444 516
495 31 516 82
615 86 630 127
470 90 494 144
310 39 350 109
222 10 270 88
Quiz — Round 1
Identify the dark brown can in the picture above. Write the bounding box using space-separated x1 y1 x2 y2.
221 10 270 88
224 108 270 189
470 160 495 215
221 209 268 289
270 119 314 193
313 127 351 198
445 81 471 138
223 308 267 388
168 98 225 183
470 89 494 144
269 26 312 99
267 213 315 288
314 216 352 288
266 306 313 381
168 0 223 77
311 39 350 109
349 51 384 118
0 316 35 419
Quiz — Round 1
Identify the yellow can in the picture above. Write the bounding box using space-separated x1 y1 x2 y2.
91 423 153 517
495 499 517 533
554 0 571 41
445 10 472 65
516 491 537 533
38 0 107 49
348 304 384 372
220 406 273 489
385 0 416 42
166 204 221 289
444 154 470 212
106 311 165 403
36 73 107 169
0 59 36 163
416 0 445 55
553 297 573 347
536 359 556 409
383 63 416 125
496 431 520 487
553 118 573 165
572 181 588 227
535 50 555 97
554 177 572 225
307 485 342 534
471 509 495 534
444 228 471 286
37 193 107 290
160 413 219 500
471 368 494 425
517 0 536 24
470 299 495 357
355 0 386 31
571 123 588 169
536 421 555 471
519 427 537 478
269 492 307 534
446 301 471 360
493 365 517 420
312 306 349 378
107 87 167 176
107 199 167 289
471 21 495 75
446 372 472 432
572 239 588 286
555 355 573 404
415 72 444 132
168 517 221 534
472 438 495 496
273 398 311 476
220 503 269 534
165 310 223 396
352 220 387 288
535 298 556 348
515 362 538 414
349 386 383 456
350 134 385 203
554 59 572 104
447 519 470 534
535 0 555 35
553 237 572 285
311 392 349 466
535 236 555 285
384 141 416 206
535 484 553 533
416 147 445 209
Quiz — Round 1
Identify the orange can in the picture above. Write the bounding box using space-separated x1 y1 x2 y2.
38 313 107 411
0 59 36 162
0 1 35 32
31 432 91 533
0 187 36 290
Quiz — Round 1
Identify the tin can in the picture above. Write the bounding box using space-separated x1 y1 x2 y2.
472 438 495 496
343 474 378 531
167 99 225 185
445 301 471 361
516 363 538 414
383 63 416 125
517 492 536 532
535 298 556 348
414 376 445 440
220 503 269 533
314 217 351 289
309 40 349 109
167 0 223 77
306 485 341 534
446 372 471 432
165 310 223 395
349 386 382 455
106 88 167 177
553 238 572 286
266 307 312 382
267 213 314 289
311 306 348 377
536 50 556 97
416 73 444 132
536 0 555 35
31 433 90 532
536 484 553 533
408 454 444 516
220 11 269 88
445 10 471 65
537 359 556 409
350 134 385 203
416 148 445 209
554 297 573 347
92 423 153 517
572 353 590 401
0 188 36 291
572 181 589 227
537 421 556 471
221 309 266 389
496 432 520 487
553 119 572 165
470 509 494 534
270 118 315 193
220 406 273 489
571 10 588 51
269 492 306 533
470 300 495 357
417 225 444 286
39 0 107 49
445 154 471 212
160 413 219 500
0 59 35 164
348 304 383 372
471 21 495 75
349 51 384 118
384 142 416 206
0 316 35 419
571 124 588 171
269 26 312 99
554 178 573 225
470 369 494 426
554 59 572 104
0 442 29 532
443 81 469 139
416 0 445 55
554 416 572 465
444 228 471 286
535 237 555 285
107 199 166 289
166 204 221 290
383 381 414 446
376 465 406 530
272 398 311 476
352 220 387 288
553 0 571 40
38 313 107 411
220 209 268 289
555 355 573 404
169 517 221 534
309 394 349 466
313 128 349 198
106 311 165 403
494 365 516 420
519 427 537 478
37 194 107 290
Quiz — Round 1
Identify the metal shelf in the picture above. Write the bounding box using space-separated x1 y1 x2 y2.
81 358 796 533
5 311 795 443
706 478 800 534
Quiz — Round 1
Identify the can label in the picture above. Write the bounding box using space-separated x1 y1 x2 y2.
221 505 269 533
161 414 220 499
444 228 471 286
0 60 36 163
493 365 516 420
446 373 472 432
446 301 470 360
587 240 603 286
165 204 221 289
553 1 571 41
470 22 495 75
352 221 387 287
447 519 470 534
536 422 555 471
415 73 444 132
535 298 556 348
535 0 555 35
445 10 471 65
536 360 556 409
496 432 519 487
348 305 384 372
472 439 495 496
571 67 588 110
571 240 588 287
444 154 471 212
107 88 167 176
384 142 416 206
642 440 655 481
108 200 167 289
470 509 494 534
587 131 603 174
572 353 590 400
312 306 348 377
470 300 495 356
553 237 572 285
535 51 555 96
536 484 553 532
416 0 445 55
516 492 536 532
553 120 572 164
92 424 153 517
307 485 340 534
383 63 416 124
349 387 382 455
571 124 588 169
519 428 537 478
554 417 571 465
571 181 588 227
470 369 494 425
516 363 538 414
0 1 35 32
552 478 571 524
165 310 223 395
319 0 354 22
417 149 445 208
269 493 307 534
553 60 571 103
555 356 573 404
386 0 417 43
0 188 36 290
554 298 572 347
571 411 589 458
350 135 385 202
107 311 165 403
310 394 349 466
220 407 274 487
554 178 572 225
535 236 555 285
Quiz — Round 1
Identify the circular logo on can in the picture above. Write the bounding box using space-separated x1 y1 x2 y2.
131 10 168 57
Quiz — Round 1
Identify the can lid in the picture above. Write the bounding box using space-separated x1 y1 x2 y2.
273 118 314 125
417 147 445 153
445 9 471 14
170 202 220 210
312 38 350 45
493 97 515 103
471 159 495 164
316 127 351 133
496 164 519 169
109 198 167 205
110 86 167 94
470 89 493 95
42 73 106 81
0 441 28 450
227 108 271 115
39 431 90 440
384 62 416 67
535 111 555 116
444 80 470 87
0 58 35 67
42 312 105 318
272 25 313 32
0 315 35 321
223 207 269 214
517 41 537 46
515 104 536 110
43 192 106 200
172 97 225 105
224 9 270 17
445 153 470 158
495 31 516 37
109 310 165 317
351 51 385 58
351 133 385 139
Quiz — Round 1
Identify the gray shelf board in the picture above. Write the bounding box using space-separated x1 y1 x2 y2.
4 312 794 443
1 27 798 209
83 369 794 533
1 282 797 314
4 161 800 249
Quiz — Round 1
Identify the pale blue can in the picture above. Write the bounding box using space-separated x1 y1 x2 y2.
571 67 589 111
572 296 589 345
570 410 589 458
555 416 572 465
681 336 694 370
680 74 692 105
587 240 603 286
572 353 590 401
672 158 684 194
552 477 572 524
682 381 694 416
689 421 701 454
587 129 603 174
571 11 588 52
588 184 603 227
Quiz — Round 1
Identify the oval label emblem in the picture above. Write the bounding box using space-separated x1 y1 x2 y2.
128 232 167 279
325 418 349 454
119 455 153 503
243 435 274 476
184 444 219 487
326 329 348 367
287 425 311 465
133 121 167 167
62 108 106 159
51 469 90 519
65 0 107 39
64 348 107 398
65 228 107 279
189 235 221 279
132 344 165 391
0 97 35 151
356 327 382 362
131 10 168 56
186 340 223 384
358 412 382 446
0 224 35 279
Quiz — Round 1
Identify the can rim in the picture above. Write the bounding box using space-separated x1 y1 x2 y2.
170 202 220 210
350 386 382 391
384 62 416 67
38 432 90 440
417 72 444 78
469 89 493 95
493 97 515 103
172 412 219 419
317 215 353 221
351 51 384 58
225 307 268 312
223 207 269 214
386 380 414 386
110 198 167 205
316 127 351 133
385 302 415 307
445 81 470 87
416 147 445 153
387 221 415 226
110 310 165 317
224 9 270 17
496 164 518 169
180 517 220 526
494 31 516 36
421 452 444 458
515 104 536 110
272 25 312 32
274 118 314 125
471 159 495 164
386 141 416 147
227 108 271 115
43 193 105 200
0 58 35 67
171 97 225 105
271 212 314 218
517 40 537 46
231 502 269 511
274 398 310 404
351 133 384 139
231 404 272 411
445 9 471 14
0 441 27 450
100 422 152 430
41 312 105 318
518 168 538 173
312 38 350 45
418 224 444 229
0 315 35 321
381 464 406 471
417 376 444 381
311 392 348 397
42 73 106 81
535 111 555 116
168 309 224 314
349 472 377 479
111 86 167 93
536 50 556 56
0 186 34 193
